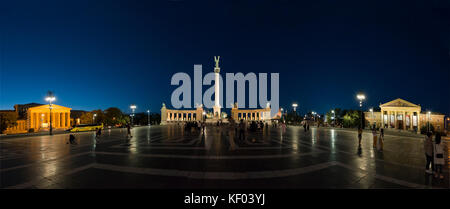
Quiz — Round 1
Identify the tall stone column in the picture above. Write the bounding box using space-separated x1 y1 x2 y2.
417 112 420 133
35 113 39 130
402 112 406 130
55 112 59 128
393 111 397 129
387 111 390 128
213 56 221 119
62 112 66 128
67 112 70 127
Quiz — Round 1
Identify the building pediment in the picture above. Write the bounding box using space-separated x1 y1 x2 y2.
29 104 72 111
380 98 420 108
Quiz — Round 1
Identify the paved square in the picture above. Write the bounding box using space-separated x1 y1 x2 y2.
1 125 448 189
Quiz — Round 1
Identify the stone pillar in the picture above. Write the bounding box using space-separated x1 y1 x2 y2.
402 112 406 130
409 113 413 130
394 111 397 129
55 112 59 128
67 112 70 127
35 113 39 129
387 111 390 128
62 112 66 128
417 112 420 133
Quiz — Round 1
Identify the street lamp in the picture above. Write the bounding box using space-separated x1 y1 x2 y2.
369 108 373 128
292 103 298 112
202 111 206 120
147 109 150 125
93 113 97 124
331 110 335 126
356 93 365 128
427 111 431 132
130 104 137 126
45 91 56 135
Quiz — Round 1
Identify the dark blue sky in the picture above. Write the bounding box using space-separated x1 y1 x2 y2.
1 0 449 115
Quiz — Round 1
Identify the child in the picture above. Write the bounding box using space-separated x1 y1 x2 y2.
372 128 377 148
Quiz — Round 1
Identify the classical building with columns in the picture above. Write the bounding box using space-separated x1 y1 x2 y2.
160 103 204 125
1 103 71 134
230 102 273 122
364 98 445 133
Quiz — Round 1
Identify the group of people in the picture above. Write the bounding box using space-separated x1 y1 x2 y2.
357 127 384 152
184 121 206 133
424 132 445 179
303 122 310 132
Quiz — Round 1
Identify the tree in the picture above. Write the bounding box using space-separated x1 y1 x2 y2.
80 112 94 124
0 112 18 134
342 110 361 128
104 107 125 126
92 109 105 124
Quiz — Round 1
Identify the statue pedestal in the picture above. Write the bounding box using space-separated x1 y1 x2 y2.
213 106 221 119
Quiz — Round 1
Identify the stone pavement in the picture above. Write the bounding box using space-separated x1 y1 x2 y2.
0 125 448 189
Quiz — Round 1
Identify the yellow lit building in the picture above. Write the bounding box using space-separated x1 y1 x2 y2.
1 103 71 134
364 98 446 133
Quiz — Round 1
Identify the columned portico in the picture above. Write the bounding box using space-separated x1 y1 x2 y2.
27 104 71 131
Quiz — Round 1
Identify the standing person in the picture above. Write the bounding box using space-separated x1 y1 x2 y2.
239 119 246 141
372 127 378 148
358 126 362 146
424 132 434 174
281 122 286 133
69 134 77 145
377 128 384 152
96 127 102 138
202 121 206 133
433 133 444 179
303 122 307 132
127 123 132 138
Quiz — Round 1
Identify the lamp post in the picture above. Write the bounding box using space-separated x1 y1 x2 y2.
292 103 298 112
147 110 150 126
369 108 373 128
130 104 136 126
427 111 431 132
331 110 335 126
356 93 366 128
45 92 56 135
203 111 206 121
93 113 97 124
312 111 316 122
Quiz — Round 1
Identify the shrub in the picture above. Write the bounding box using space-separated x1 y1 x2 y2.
420 123 434 134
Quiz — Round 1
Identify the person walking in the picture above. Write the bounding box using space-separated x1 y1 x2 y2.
433 132 444 179
127 123 132 138
358 126 362 146
69 134 77 145
96 127 102 138
372 127 377 148
424 132 434 174
377 128 384 152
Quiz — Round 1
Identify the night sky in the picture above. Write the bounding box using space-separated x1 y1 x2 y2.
1 0 449 115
